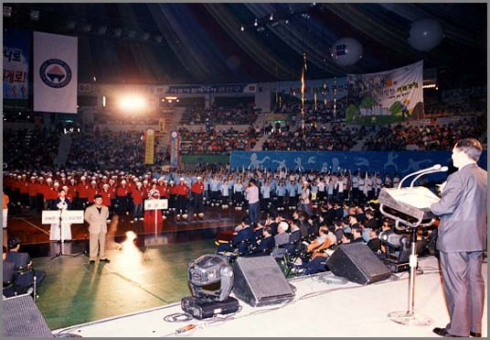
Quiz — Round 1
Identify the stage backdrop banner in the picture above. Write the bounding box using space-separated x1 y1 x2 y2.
230 150 488 179
3 29 29 108
144 129 155 164
33 31 78 113
346 60 424 124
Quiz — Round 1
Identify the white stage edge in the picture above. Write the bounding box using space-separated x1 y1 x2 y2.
52 256 487 337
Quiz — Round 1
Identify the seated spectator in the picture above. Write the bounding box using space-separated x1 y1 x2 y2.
367 229 382 254
6 237 46 294
271 221 290 258
3 246 16 297
250 226 275 255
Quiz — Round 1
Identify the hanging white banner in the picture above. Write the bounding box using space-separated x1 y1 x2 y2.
33 31 78 113
346 60 424 124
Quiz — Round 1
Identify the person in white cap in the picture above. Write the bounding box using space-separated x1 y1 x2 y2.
190 176 205 218
174 177 190 219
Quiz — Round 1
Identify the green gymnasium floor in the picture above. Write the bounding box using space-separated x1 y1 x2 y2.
32 239 218 330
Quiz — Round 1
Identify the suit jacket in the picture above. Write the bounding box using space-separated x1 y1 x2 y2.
6 252 31 270
52 197 71 210
84 204 110 234
430 163 487 252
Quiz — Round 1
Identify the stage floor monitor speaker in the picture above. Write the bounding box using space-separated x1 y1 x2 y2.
326 243 392 285
3 294 54 337
232 256 295 307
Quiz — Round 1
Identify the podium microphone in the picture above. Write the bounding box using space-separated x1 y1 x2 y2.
409 166 448 188
397 164 442 189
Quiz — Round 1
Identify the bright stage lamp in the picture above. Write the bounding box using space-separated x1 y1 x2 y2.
118 95 147 112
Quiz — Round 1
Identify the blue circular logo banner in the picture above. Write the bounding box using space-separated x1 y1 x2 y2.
39 59 72 88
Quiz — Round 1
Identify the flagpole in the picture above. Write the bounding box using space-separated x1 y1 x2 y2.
301 52 307 135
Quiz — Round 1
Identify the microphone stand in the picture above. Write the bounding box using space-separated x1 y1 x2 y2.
385 165 447 327
397 164 442 189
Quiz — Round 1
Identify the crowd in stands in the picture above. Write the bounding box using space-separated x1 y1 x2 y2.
66 128 162 172
262 123 365 151
363 115 487 151
178 125 257 154
4 127 60 170
180 105 258 126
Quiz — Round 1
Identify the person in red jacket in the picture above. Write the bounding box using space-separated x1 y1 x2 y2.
116 180 130 217
191 176 205 219
100 183 114 216
174 178 190 220
131 181 144 222
86 180 99 207
76 176 90 210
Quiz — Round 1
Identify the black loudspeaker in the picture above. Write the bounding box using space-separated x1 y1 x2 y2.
326 243 392 285
3 294 54 337
232 256 295 307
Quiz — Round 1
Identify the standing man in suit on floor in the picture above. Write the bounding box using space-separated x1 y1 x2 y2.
430 138 487 338
84 194 111 265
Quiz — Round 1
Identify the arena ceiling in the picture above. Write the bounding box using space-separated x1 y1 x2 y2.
3 2 487 85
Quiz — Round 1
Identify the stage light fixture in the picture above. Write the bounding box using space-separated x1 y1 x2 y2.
181 254 239 319
30 10 40 21
240 24 244 32
66 20 76 30
3 6 12 18
118 95 147 112
97 25 107 35
254 18 258 27
113 28 122 38
379 230 407 249
82 23 92 33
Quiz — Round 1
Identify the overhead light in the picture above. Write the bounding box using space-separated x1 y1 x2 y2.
254 18 258 27
269 13 274 21
82 23 92 33
271 21 279 28
240 24 244 32
97 25 107 35
30 10 40 21
3 6 12 17
257 26 265 33
66 20 76 30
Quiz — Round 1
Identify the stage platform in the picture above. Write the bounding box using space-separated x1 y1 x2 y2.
52 255 487 338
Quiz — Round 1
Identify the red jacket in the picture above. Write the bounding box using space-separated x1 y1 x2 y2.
174 183 189 197
191 181 204 194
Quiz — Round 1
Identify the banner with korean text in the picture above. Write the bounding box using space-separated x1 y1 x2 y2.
346 60 424 124
144 129 155 164
33 31 78 113
3 29 29 109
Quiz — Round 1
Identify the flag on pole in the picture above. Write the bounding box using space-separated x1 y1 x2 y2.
144 129 155 164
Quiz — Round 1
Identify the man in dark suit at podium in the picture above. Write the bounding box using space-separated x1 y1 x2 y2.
430 138 487 338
